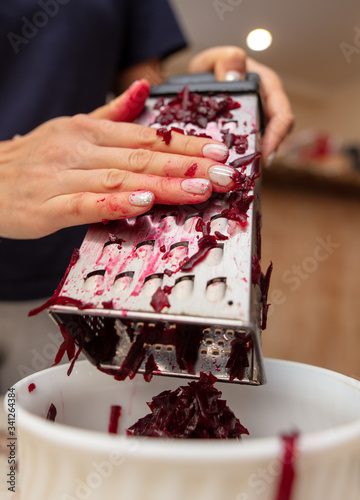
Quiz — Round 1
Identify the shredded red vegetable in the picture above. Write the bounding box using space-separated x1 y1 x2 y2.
127 372 249 439
108 405 122 434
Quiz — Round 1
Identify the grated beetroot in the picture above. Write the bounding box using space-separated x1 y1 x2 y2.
221 129 248 154
127 372 249 439
150 286 172 312
225 331 251 382
108 405 122 434
46 403 57 422
252 255 261 284
275 433 299 500
230 152 260 169
184 162 198 177
180 235 218 272
260 262 273 330
154 86 241 128
28 248 80 317
156 127 172 145
143 354 159 382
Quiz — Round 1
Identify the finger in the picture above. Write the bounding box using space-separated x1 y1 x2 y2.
89 121 229 163
70 145 235 192
189 46 247 81
45 191 155 231
261 93 294 165
246 58 294 164
57 169 213 204
90 79 150 122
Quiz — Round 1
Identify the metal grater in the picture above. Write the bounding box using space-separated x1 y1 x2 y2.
48 73 268 385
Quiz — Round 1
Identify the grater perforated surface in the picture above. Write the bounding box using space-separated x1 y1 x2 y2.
49 77 267 385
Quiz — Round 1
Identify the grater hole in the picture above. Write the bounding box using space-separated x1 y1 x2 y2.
168 241 189 264
204 244 224 266
83 270 106 290
159 212 178 231
136 210 154 221
205 338 214 346
206 277 227 302
142 273 164 297
166 345 174 352
135 240 155 257
172 275 194 300
210 214 228 234
103 240 122 249
200 348 208 355
85 270 106 279
183 213 203 232
214 328 222 336
212 350 220 356
112 271 134 292
217 339 225 347
154 344 162 351
203 328 211 335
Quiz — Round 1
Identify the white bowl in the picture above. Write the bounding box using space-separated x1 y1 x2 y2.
10 359 360 500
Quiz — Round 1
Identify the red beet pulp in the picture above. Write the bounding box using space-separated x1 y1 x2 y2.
154 86 241 128
127 372 249 439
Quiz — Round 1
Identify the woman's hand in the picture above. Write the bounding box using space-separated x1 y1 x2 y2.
189 46 294 165
0 80 233 240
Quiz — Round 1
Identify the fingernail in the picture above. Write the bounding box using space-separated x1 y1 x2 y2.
181 178 210 194
203 143 229 162
224 70 244 82
266 151 277 168
208 165 235 187
129 190 154 206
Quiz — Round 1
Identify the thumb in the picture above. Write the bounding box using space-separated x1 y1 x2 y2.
90 79 150 122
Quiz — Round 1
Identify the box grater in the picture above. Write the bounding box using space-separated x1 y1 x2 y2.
48 73 270 385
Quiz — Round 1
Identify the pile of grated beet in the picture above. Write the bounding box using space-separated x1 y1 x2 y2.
127 372 249 439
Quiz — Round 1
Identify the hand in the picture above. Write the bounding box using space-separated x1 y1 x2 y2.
0 80 233 240
189 46 294 165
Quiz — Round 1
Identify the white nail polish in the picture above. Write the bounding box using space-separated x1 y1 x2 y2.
203 143 229 162
224 70 244 82
208 165 235 187
129 191 154 206
266 151 276 168
181 178 210 194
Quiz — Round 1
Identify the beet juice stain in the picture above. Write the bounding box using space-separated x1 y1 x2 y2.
275 433 299 500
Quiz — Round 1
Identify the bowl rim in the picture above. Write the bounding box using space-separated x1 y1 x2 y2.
9 358 360 462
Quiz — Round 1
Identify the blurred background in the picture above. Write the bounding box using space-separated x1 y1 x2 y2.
165 0 360 379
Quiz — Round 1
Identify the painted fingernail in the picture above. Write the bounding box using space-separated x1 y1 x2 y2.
181 178 210 194
224 70 244 82
129 191 154 206
208 165 235 187
203 143 229 162
266 151 277 168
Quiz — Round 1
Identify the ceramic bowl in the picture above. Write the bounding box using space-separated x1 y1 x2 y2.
10 358 360 500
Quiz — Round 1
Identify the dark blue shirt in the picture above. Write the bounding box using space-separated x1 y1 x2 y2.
0 0 186 300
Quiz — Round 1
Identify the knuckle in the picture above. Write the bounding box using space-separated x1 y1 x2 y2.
67 193 84 218
69 113 96 133
159 177 174 196
224 45 246 60
102 169 126 191
127 148 152 173
179 135 198 156
136 125 157 148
